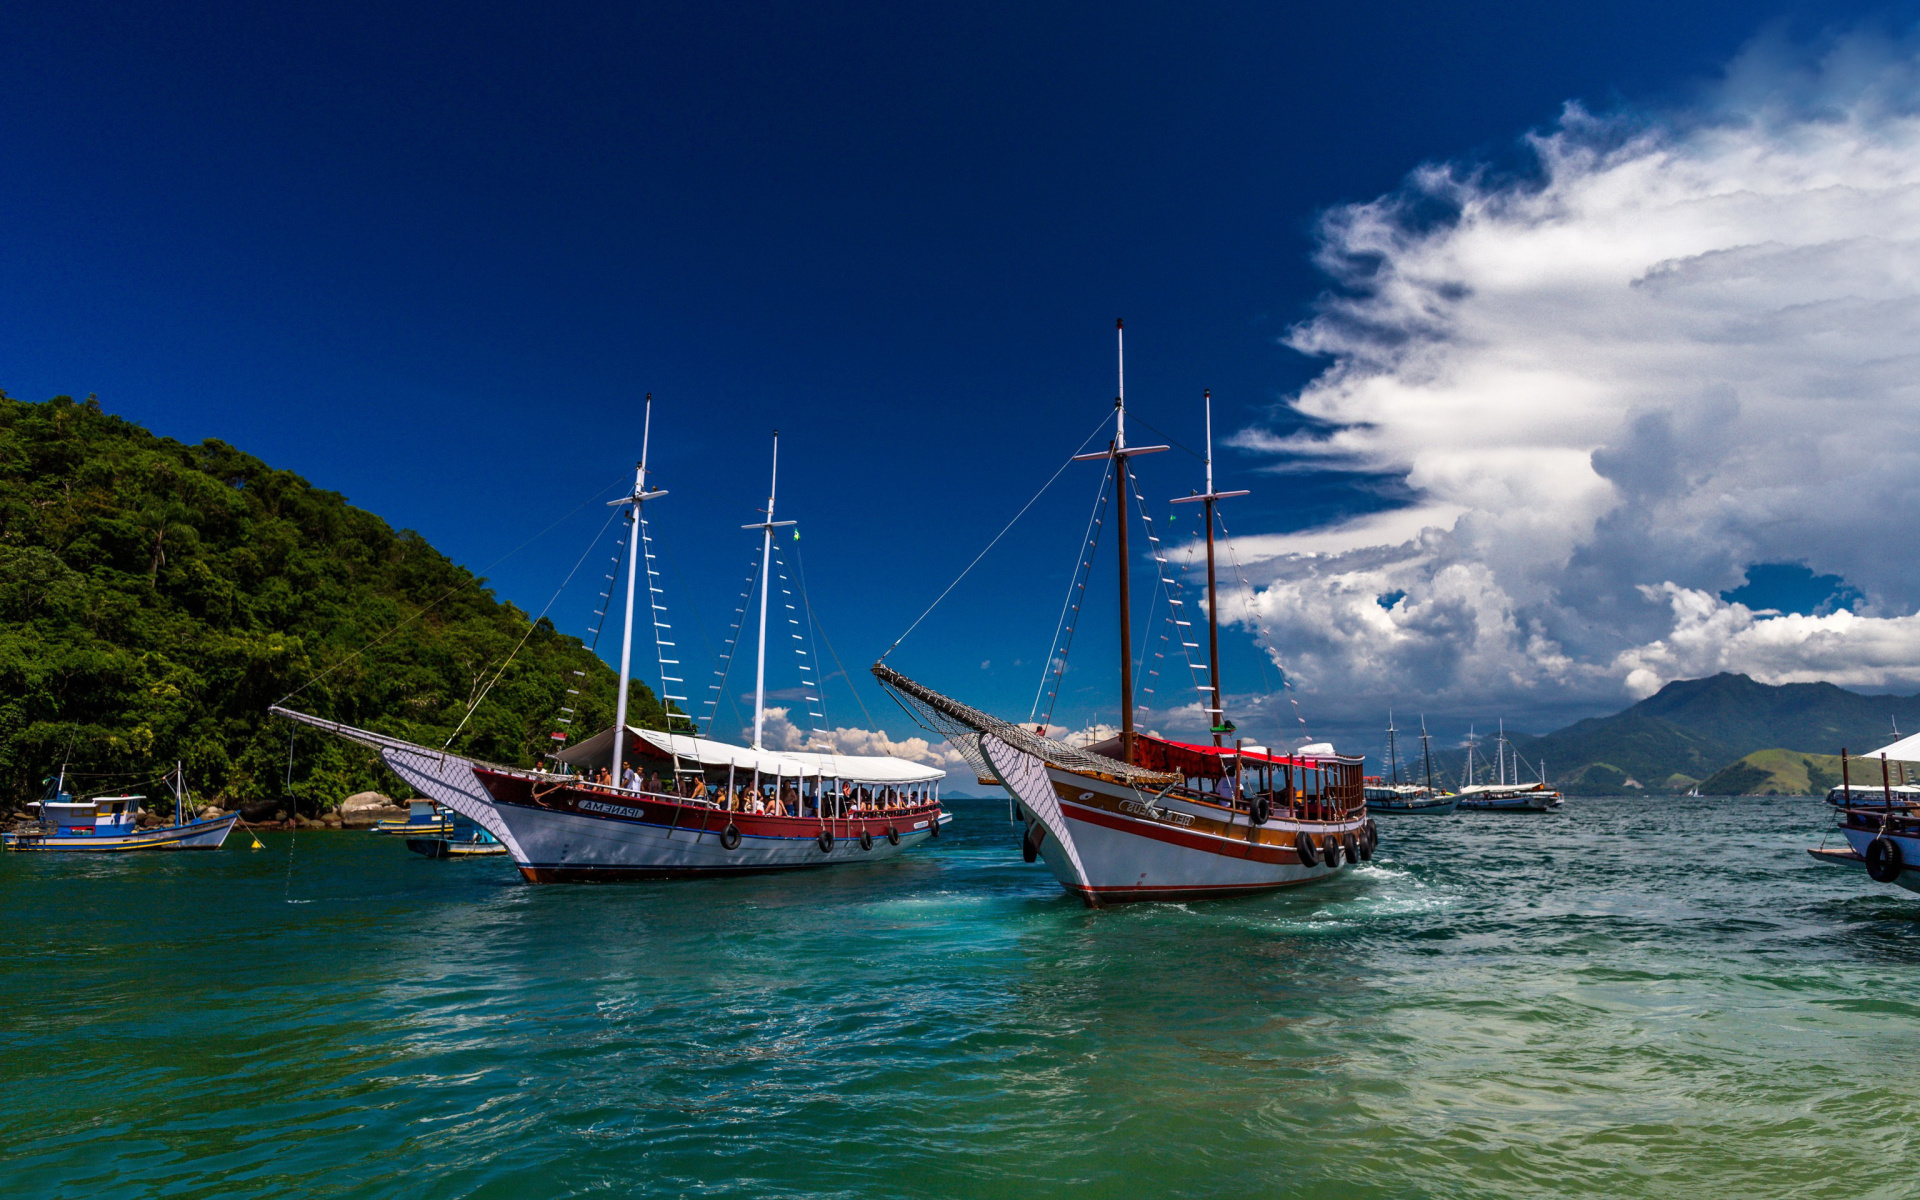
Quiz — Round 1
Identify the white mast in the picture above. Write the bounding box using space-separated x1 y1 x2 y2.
744 432 797 749
610 395 667 785
1498 719 1506 786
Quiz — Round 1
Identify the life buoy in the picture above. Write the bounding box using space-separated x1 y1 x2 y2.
885 826 900 846
1022 826 1041 863
1294 830 1317 866
1343 832 1360 863
859 828 874 851
1251 796 1270 826
1867 836 1904 883
816 828 834 853
720 823 741 851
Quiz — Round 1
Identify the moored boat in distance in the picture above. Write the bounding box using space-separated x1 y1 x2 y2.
1452 722 1562 811
373 799 454 837
3 763 239 852
1367 715 1458 815
407 812 509 858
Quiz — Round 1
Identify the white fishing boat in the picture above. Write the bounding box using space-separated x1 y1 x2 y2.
874 323 1373 905
3 763 239 852
277 401 948 882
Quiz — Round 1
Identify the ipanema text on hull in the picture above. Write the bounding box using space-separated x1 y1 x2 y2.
875 322 1373 906
274 400 947 883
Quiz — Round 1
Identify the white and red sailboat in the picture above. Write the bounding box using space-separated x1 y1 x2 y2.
875 321 1374 905
277 403 947 882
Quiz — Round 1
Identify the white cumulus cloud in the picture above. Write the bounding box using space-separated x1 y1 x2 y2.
1227 26 1920 728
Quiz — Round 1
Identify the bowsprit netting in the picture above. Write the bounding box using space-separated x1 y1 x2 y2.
875 663 1177 787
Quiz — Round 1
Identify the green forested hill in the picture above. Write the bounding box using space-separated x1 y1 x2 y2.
0 392 677 812
1517 673 1920 794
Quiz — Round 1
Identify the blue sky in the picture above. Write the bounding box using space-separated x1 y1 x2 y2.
6 0 1916 766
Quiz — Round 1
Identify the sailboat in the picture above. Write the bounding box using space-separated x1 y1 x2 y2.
1453 719 1562 812
876 321 1376 905
1365 714 1458 815
276 403 949 882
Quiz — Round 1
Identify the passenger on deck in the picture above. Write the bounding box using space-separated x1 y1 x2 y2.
621 765 640 791
689 777 708 800
645 770 662 793
749 790 767 815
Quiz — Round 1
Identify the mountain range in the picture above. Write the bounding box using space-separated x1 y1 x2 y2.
1511 674 1920 795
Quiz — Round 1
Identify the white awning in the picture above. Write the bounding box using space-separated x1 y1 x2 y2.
555 725 944 784
1861 731 1920 763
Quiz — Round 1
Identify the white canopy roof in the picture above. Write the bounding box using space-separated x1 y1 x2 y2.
1861 731 1920 763
556 725 944 784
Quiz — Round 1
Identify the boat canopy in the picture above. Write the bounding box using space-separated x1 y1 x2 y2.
1862 731 1920 763
556 725 944 784
1084 733 1362 779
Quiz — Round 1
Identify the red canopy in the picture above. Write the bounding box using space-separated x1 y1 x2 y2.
1085 734 1339 779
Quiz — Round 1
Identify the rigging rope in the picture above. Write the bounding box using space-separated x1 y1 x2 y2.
1215 509 1312 747
879 412 1114 663
443 506 624 750
274 474 631 709
1029 457 1112 732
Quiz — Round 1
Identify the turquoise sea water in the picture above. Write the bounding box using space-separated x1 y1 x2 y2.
4 796 1919 1199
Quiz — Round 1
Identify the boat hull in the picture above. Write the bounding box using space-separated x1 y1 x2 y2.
1456 792 1561 812
1368 796 1459 815
982 735 1371 905
2 814 239 852
1815 826 1920 893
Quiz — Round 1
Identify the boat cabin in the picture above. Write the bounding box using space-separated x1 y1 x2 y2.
34 794 143 837
1086 734 1365 819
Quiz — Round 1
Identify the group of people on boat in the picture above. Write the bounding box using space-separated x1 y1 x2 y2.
567 763 932 819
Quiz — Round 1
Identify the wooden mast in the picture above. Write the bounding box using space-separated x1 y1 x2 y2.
1073 319 1166 766
1171 390 1247 747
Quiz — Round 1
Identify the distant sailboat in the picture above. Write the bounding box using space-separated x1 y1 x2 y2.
1365 713 1457 815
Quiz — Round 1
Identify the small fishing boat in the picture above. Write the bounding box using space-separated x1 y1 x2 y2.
3 763 239 852
407 815 509 858
373 799 454 837
1366 716 1457 815
1808 743 1920 891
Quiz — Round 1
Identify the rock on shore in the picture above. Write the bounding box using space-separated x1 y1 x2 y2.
339 791 406 828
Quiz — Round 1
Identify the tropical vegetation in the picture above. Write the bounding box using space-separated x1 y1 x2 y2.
0 392 679 814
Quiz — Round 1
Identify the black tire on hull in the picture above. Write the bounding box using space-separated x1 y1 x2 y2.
1251 796 1270 825
929 814 940 838
720 823 741 851
816 829 834 854
1323 838 1343 868
859 829 874 851
1295 831 1317 867
1344 832 1360 863
886 826 900 846
1867 836 1904 883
